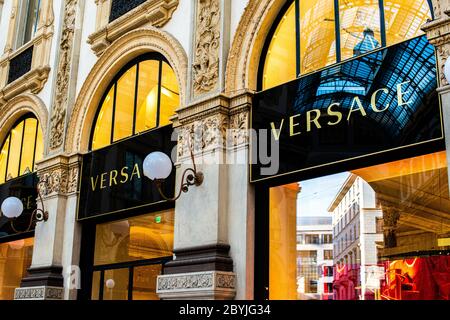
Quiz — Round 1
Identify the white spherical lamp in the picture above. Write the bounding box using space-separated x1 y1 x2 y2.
445 58 450 84
105 279 115 289
143 152 173 181
1 197 24 219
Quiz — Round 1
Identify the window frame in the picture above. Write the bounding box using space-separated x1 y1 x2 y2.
257 0 435 91
89 52 179 151
0 113 41 184
14 0 41 50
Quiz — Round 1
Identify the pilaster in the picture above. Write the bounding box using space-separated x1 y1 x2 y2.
14 153 81 300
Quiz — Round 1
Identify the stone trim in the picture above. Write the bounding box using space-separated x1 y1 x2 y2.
0 0 54 105
88 0 179 57
157 271 236 300
14 286 64 300
36 154 82 197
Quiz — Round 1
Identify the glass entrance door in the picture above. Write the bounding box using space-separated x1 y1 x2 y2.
88 209 174 300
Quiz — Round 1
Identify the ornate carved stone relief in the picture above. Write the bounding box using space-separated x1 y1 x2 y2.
192 0 221 97
14 286 64 300
49 0 78 151
37 155 80 197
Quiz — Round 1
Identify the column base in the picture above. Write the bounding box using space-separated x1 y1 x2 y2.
157 271 236 300
14 286 64 300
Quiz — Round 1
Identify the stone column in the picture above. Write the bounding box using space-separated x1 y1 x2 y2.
156 0 256 299
14 154 81 300
423 2 450 191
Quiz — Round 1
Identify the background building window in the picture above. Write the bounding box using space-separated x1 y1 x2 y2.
0 115 43 184
261 0 432 90
15 0 40 49
91 53 180 151
324 250 333 260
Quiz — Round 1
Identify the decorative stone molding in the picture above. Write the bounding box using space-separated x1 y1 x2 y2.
225 0 284 93
157 271 236 300
192 0 221 97
36 154 81 197
66 27 188 153
175 92 252 159
88 0 179 57
0 0 54 105
14 286 64 300
49 0 79 151
0 93 48 145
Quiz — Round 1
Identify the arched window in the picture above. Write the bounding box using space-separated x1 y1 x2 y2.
0 114 43 184
260 0 433 90
91 53 180 151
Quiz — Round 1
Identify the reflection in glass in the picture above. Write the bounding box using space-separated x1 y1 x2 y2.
103 268 129 300
300 0 336 74
384 0 431 46
135 60 159 133
269 152 450 300
93 210 174 266
339 0 382 60
133 265 161 300
114 66 136 142
6 121 24 181
0 238 34 300
91 271 101 300
19 118 37 175
92 86 114 150
160 62 180 127
262 2 296 90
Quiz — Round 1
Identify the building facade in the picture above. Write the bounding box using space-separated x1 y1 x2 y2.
0 0 448 300
296 216 333 300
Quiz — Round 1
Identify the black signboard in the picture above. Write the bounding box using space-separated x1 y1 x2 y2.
0 173 38 239
77 126 176 221
251 36 444 184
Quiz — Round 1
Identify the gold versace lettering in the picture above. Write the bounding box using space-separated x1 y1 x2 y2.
89 165 142 191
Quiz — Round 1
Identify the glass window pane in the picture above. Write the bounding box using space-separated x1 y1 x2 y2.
300 0 337 74
6 121 24 180
135 60 159 133
384 0 431 46
93 209 174 266
113 66 136 142
159 62 179 127
0 238 34 300
34 124 43 166
23 0 40 44
262 2 296 90
132 265 161 300
91 271 101 300
0 136 10 184
269 151 450 300
92 85 114 150
103 268 129 300
339 0 382 61
19 118 37 175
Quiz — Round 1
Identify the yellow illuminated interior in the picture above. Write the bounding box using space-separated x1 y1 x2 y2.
384 0 431 46
113 66 136 142
262 2 296 90
92 86 114 150
262 0 432 90
300 0 336 74
0 238 34 300
132 265 161 300
93 209 174 266
135 60 159 133
91 57 180 151
339 0 382 60
0 116 43 183
159 62 180 126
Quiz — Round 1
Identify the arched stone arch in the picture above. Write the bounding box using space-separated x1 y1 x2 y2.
0 93 48 145
225 0 287 93
225 0 438 93
66 27 188 153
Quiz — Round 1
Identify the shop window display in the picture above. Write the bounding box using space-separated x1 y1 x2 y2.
269 152 450 300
